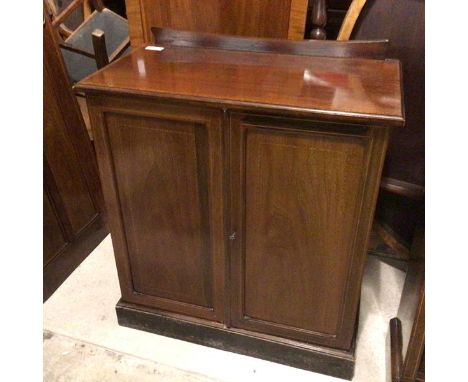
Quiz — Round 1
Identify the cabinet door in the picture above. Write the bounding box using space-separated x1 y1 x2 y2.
90 97 226 322
229 114 388 349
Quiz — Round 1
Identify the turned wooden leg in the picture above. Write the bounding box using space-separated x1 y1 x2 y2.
310 0 327 40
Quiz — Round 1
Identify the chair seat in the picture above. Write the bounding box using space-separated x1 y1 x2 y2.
61 8 130 83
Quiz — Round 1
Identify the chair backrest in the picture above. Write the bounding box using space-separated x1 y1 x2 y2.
127 0 309 48
45 0 104 38
152 27 389 60
44 0 130 82
49 0 103 27
337 0 368 41
308 0 369 41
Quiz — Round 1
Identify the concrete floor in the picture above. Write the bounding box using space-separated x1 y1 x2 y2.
43 235 406 382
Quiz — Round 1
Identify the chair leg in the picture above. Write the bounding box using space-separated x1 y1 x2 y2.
92 29 109 69
90 0 105 11
83 0 92 18
309 0 327 40
390 317 403 382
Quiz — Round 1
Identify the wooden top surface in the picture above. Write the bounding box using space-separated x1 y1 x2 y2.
76 45 404 126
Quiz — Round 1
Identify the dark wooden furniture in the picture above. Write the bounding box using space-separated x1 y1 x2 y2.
308 0 367 40
353 0 425 249
308 0 425 251
44 8 107 301
307 1 354 40
309 0 328 39
390 229 425 382
125 0 309 47
76 29 404 380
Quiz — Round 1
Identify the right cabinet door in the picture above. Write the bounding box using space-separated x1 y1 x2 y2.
229 113 388 349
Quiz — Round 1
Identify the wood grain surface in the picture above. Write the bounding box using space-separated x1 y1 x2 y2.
87 96 226 321
78 34 402 376
77 44 403 126
125 0 309 47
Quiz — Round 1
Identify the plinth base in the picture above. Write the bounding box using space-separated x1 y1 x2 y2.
116 300 356 380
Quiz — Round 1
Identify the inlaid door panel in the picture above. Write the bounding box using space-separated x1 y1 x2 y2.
229 114 377 348
94 101 225 322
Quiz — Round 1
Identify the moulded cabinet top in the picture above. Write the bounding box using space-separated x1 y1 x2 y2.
76 45 404 126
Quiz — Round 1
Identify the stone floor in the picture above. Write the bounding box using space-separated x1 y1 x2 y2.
43 235 406 382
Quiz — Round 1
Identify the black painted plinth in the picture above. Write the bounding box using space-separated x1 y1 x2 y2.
116 300 355 380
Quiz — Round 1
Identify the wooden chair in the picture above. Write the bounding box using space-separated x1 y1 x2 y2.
309 0 368 40
45 0 130 83
338 0 368 40
390 227 425 382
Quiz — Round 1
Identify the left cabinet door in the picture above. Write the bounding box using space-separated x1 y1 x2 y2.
88 96 226 322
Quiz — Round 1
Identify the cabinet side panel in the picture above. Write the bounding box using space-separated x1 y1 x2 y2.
105 113 213 308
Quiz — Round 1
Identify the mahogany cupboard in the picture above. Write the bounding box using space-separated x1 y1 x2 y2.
76 30 404 379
